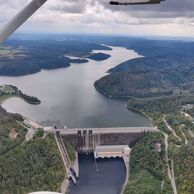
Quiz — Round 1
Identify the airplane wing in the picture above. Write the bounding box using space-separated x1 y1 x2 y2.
0 0 47 43
0 0 166 44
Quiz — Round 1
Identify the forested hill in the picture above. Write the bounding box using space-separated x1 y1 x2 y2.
0 37 111 76
95 70 174 98
94 38 194 98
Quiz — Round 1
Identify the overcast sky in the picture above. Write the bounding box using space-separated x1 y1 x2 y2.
0 0 194 37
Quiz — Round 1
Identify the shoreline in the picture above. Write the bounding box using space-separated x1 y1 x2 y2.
0 95 40 107
94 86 152 126
0 95 14 105
120 155 130 194
127 106 154 127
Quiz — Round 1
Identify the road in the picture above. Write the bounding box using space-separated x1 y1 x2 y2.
44 127 157 135
163 115 182 142
163 132 178 194
180 127 188 145
17 121 35 142
121 155 130 194
54 132 77 184
189 129 194 138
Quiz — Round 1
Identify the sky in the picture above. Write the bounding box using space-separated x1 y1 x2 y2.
0 0 194 38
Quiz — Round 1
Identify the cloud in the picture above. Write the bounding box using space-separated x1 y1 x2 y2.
0 0 194 37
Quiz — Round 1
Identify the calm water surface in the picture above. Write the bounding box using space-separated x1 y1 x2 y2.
0 46 150 128
70 154 126 194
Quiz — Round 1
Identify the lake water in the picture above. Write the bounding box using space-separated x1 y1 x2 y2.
0 46 150 128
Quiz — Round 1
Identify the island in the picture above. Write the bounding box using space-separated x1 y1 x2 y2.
87 52 111 61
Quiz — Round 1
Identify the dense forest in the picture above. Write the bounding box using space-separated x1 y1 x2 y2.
0 100 65 193
124 133 172 194
0 135 66 194
124 170 170 194
62 137 76 162
95 70 174 98
87 52 111 61
0 106 25 155
174 140 194 194
128 95 194 124
126 94 194 194
0 38 111 76
18 90 41 105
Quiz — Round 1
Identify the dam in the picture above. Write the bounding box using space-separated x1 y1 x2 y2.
44 126 157 153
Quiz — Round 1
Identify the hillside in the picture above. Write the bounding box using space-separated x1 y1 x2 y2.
0 134 65 194
0 106 25 155
173 140 194 194
95 39 194 99
95 70 173 98
125 94 194 194
124 133 172 194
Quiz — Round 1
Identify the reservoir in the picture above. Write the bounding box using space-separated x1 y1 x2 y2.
0 46 150 194
0 46 150 128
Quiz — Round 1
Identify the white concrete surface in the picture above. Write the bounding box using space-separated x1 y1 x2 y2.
94 145 131 159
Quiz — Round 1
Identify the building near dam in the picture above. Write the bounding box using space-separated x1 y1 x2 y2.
94 145 131 159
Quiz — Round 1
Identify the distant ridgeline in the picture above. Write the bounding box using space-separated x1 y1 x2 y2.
0 85 40 105
93 37 194 99
0 39 111 76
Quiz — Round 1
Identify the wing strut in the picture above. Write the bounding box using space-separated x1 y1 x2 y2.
0 0 47 43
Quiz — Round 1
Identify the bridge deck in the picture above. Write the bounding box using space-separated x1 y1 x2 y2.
44 127 157 135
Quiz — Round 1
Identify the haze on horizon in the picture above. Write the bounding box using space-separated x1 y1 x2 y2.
0 0 194 38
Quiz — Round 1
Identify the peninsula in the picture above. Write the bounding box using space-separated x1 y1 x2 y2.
0 85 41 105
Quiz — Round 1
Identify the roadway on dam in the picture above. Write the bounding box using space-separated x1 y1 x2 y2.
45 127 157 135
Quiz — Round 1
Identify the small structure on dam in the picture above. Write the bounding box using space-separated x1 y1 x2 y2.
94 145 131 159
